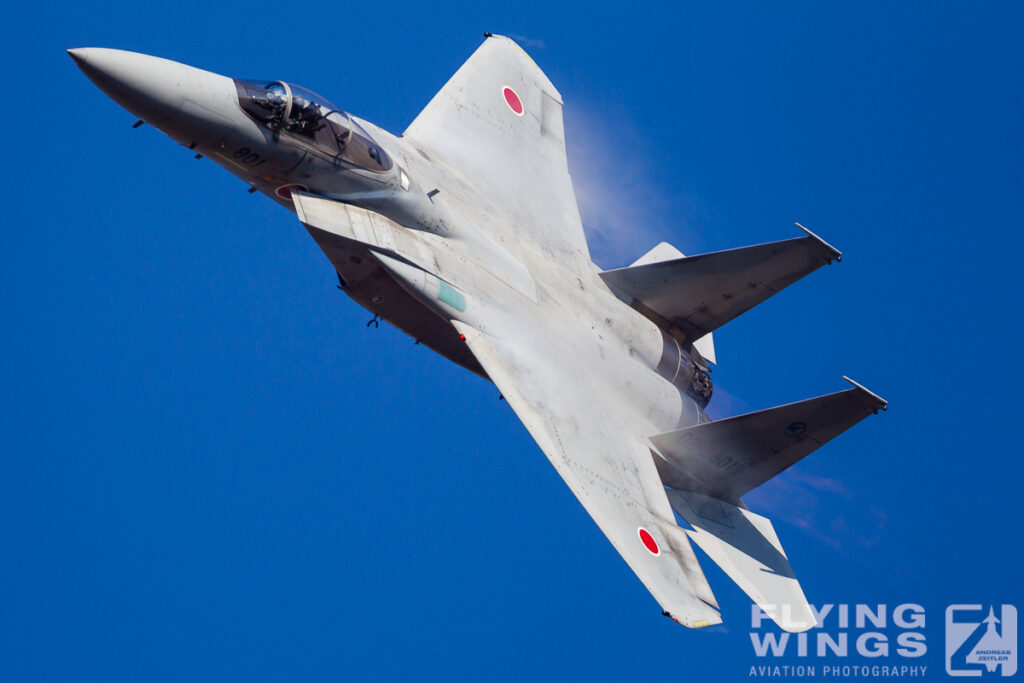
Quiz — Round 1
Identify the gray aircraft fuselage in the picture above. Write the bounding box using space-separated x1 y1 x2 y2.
71 40 884 631
70 48 713 439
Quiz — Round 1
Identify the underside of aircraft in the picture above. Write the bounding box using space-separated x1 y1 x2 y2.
71 33 886 632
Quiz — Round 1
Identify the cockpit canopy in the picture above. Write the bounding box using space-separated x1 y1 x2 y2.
234 79 392 173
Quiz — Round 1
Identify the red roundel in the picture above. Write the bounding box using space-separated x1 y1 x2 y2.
275 183 308 201
503 86 524 116
638 527 660 556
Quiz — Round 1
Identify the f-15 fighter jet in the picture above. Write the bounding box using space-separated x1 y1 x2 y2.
70 35 886 632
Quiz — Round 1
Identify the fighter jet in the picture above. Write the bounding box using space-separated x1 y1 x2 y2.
70 35 886 631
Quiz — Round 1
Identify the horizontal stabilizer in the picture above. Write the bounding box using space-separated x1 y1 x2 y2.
600 224 841 341
665 490 816 633
650 378 886 503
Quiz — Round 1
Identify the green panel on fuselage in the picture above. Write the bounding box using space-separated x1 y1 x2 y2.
437 280 467 311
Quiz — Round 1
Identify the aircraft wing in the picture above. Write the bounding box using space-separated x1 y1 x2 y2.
451 320 722 628
402 34 589 264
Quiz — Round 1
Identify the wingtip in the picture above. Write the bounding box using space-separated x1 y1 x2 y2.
842 376 888 411
795 222 842 264
663 609 717 628
779 618 818 633
661 604 723 629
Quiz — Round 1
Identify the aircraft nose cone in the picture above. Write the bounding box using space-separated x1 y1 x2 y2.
69 47 188 124
66 47 89 66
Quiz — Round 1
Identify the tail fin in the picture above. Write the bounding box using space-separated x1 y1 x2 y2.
627 242 717 364
630 241 685 267
602 225 840 349
649 377 886 503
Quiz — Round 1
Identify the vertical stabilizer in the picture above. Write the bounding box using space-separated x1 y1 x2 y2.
628 242 716 364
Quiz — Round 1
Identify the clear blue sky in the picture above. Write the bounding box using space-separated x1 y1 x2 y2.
4 2 1022 680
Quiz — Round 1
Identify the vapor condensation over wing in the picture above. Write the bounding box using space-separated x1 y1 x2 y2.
564 106 699 267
